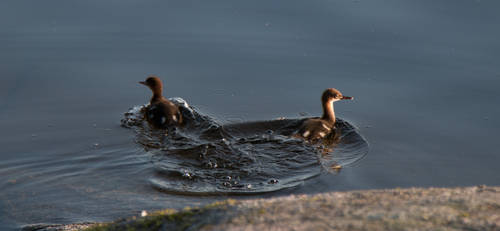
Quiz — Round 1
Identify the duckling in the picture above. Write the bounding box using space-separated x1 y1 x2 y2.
139 76 183 128
297 88 353 141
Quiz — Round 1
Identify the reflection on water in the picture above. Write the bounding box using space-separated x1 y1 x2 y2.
121 98 368 195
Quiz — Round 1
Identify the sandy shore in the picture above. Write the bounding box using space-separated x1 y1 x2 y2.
23 185 500 231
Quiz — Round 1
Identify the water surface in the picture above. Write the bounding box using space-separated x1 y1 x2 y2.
1 0 500 229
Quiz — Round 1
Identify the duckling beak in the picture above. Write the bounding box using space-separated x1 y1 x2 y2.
342 96 353 100
139 81 146 85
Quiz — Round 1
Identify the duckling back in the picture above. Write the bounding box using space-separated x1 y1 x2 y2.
145 99 183 129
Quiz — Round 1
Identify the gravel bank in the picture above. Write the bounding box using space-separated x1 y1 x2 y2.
23 186 500 231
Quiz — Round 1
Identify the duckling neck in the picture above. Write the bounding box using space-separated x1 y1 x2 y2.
321 100 336 124
150 89 163 103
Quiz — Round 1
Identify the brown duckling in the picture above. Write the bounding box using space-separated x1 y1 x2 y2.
139 76 183 128
297 88 353 141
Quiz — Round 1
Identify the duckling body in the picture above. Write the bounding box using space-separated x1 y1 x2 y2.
297 88 353 141
298 118 334 141
140 76 183 129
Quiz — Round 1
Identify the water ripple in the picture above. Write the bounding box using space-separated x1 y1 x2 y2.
121 98 368 195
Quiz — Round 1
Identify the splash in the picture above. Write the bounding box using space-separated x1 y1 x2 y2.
121 98 368 195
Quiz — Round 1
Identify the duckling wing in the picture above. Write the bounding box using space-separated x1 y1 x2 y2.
297 119 333 140
145 101 182 128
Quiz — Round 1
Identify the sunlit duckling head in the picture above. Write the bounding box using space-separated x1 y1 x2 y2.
139 76 163 96
320 88 353 124
322 88 353 104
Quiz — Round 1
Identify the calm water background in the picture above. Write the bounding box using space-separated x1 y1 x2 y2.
1 0 499 229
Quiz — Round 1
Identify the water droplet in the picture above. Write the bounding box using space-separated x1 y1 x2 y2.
182 170 193 179
268 179 279 184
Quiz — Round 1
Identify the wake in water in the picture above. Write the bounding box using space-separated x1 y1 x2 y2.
121 98 368 195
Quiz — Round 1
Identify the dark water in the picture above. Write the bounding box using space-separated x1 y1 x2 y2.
1 0 500 229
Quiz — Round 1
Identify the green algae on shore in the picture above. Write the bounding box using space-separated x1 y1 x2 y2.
84 200 238 231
